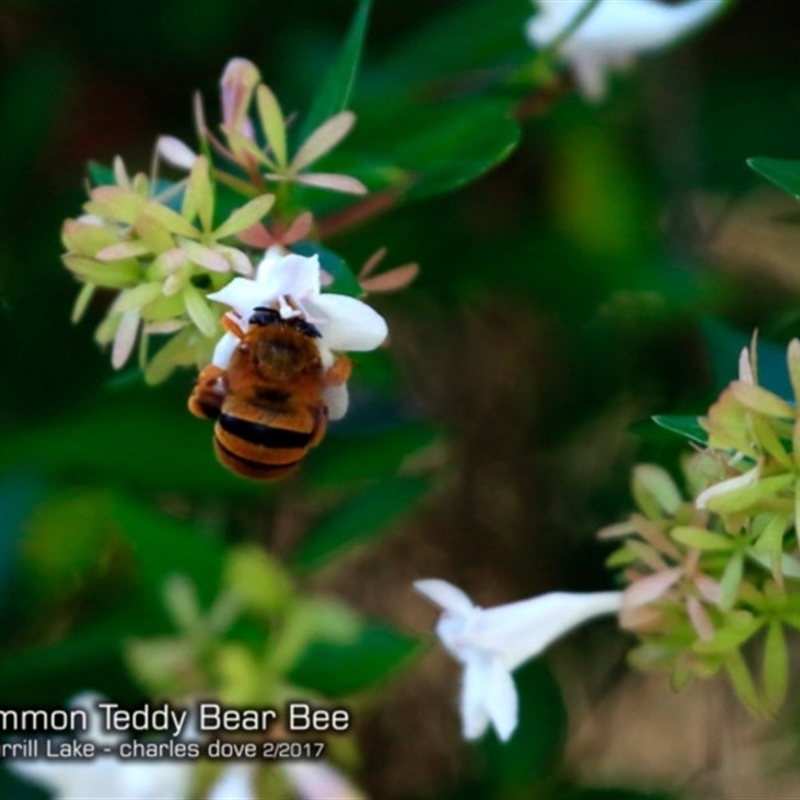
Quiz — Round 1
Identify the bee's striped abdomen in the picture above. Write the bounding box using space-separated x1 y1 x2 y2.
213 412 314 481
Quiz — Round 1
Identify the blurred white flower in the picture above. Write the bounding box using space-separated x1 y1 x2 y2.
207 247 387 420
207 763 256 800
526 0 725 101
414 579 622 741
280 760 367 800
7 693 192 800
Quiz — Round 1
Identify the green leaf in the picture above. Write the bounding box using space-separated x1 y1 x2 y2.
726 647 767 717
292 477 430 572
305 424 442 487
670 526 734 551
0 394 264 496
88 161 115 187
291 241 363 297
483 660 566 790
651 415 709 446
763 620 788 713
300 0 371 142
748 156 800 200
390 99 520 202
288 621 418 696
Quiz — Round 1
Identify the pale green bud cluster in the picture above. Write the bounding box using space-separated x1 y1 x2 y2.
63 156 274 383
604 339 800 717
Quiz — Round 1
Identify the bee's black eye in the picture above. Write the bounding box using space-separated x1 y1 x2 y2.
249 307 281 326
293 319 322 338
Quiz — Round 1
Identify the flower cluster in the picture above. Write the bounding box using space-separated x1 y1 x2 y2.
603 339 800 716
62 57 391 387
9 548 369 799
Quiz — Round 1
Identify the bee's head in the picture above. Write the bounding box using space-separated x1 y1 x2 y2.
248 307 322 339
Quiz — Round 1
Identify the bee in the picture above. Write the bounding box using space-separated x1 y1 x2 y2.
189 306 350 480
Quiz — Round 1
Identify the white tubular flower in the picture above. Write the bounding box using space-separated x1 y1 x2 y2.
414 580 622 742
7 693 192 800
206 763 256 800
280 760 367 800
207 247 387 420
526 0 725 101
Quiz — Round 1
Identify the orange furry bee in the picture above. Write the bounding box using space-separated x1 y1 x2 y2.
189 306 350 480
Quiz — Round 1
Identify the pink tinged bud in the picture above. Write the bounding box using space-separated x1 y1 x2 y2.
220 58 261 133
111 309 140 369
687 596 715 641
360 264 419 293
622 567 682 609
738 346 755 385
293 173 368 195
693 573 722 605
237 222 276 249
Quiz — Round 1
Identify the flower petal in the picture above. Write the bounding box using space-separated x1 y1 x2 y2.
207 763 257 800
212 330 241 369
460 653 492 741
486 658 519 742
157 136 198 170
305 294 387 352
323 382 349 421
414 579 475 615
280 760 366 800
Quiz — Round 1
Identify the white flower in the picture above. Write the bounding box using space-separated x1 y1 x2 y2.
414 580 622 741
7 693 192 800
206 763 256 800
205 759 366 800
280 760 367 800
207 247 388 420
526 0 725 101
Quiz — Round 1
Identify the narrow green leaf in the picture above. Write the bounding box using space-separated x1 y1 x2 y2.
88 160 115 187
670 526 734 552
719 552 744 611
748 157 800 200
762 620 788 713
725 648 767 717
300 0 372 141
651 415 708 446
292 477 430 572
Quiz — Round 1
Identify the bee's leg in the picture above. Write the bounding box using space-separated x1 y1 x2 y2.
308 406 329 449
325 354 352 387
188 365 226 419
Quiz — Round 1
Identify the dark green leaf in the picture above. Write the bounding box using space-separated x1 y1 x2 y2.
289 621 419 695
0 395 265 497
111 492 226 610
748 156 800 199
88 160 115 187
651 415 708 446
300 0 371 142
292 477 430 571
305 424 442 487
391 100 520 201
483 661 567 790
701 318 791 398
292 241 363 297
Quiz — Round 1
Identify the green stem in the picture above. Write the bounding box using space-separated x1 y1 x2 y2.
512 0 605 86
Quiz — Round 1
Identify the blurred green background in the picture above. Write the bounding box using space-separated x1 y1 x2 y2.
3 0 800 797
